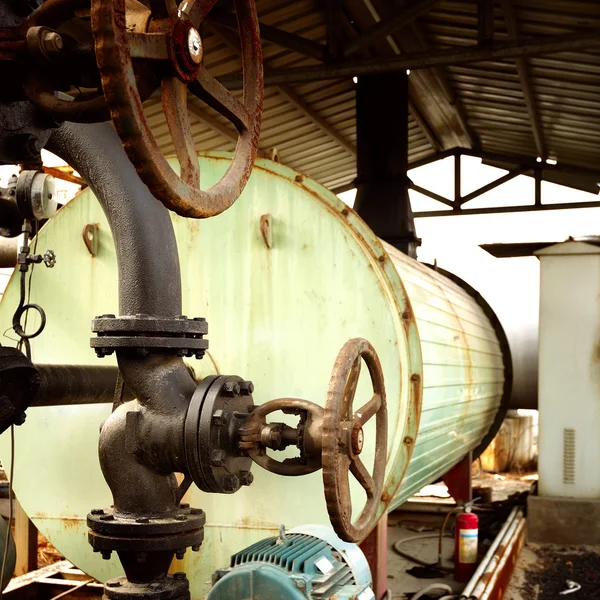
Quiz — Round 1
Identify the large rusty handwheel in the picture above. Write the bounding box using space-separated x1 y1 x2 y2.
91 0 263 218
322 338 388 543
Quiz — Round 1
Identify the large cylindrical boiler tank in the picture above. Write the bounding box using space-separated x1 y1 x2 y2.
0 155 510 597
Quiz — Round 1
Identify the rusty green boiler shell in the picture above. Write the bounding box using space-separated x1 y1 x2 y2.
0 155 509 598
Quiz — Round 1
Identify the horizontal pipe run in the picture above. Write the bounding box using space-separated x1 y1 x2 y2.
461 507 523 599
478 518 525 600
31 365 131 407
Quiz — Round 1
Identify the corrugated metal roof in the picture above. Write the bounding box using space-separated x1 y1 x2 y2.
145 0 600 192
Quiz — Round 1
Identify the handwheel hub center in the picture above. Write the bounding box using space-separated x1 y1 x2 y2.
169 18 203 81
351 424 364 455
187 27 203 64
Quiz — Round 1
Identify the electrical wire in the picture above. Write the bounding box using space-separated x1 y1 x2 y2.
412 583 453 600
392 533 453 571
0 222 40 596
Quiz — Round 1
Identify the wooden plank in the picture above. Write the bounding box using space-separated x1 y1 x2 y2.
13 496 37 577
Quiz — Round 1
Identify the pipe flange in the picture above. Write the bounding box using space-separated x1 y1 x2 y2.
91 314 208 358
103 574 189 600
184 375 255 494
87 506 205 555
0 346 40 434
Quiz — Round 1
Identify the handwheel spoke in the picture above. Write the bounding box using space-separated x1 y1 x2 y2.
128 32 169 59
350 457 375 498
355 393 382 426
183 0 219 26
162 77 200 187
342 357 361 418
190 65 250 132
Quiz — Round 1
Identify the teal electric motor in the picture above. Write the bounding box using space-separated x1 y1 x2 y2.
208 525 373 600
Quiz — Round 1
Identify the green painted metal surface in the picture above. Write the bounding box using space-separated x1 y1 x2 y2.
0 154 505 598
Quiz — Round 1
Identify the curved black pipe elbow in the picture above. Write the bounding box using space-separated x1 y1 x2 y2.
47 123 195 516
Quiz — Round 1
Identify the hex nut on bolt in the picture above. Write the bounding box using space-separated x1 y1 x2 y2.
240 381 254 395
106 581 121 588
210 449 226 467
174 572 187 581
212 409 226 426
223 381 241 396
223 475 240 492
238 470 254 486
42 31 63 54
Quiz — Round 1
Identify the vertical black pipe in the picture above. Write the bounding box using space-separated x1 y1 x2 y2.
46 122 181 317
353 73 419 258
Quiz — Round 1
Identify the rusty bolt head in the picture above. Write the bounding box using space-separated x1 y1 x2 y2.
190 507 203 516
100 514 115 521
91 509 105 515
106 580 120 588
240 381 255 395
351 424 364 455
174 514 187 522
187 27 203 64
210 449 226 467
180 503 190 509
192 544 201 552
42 31 63 54
212 409 227 426
101 551 112 560
136 517 150 524
173 572 187 581
239 470 254 486
222 474 240 492
403 436 413 445
175 549 185 560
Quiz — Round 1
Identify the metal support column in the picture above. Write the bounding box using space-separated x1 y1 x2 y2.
353 73 419 257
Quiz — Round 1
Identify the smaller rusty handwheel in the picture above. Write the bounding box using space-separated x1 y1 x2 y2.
91 0 263 218
21 0 110 122
322 338 388 543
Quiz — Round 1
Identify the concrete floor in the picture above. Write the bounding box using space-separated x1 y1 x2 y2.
387 511 463 599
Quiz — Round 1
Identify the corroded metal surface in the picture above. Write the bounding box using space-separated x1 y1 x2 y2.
385 245 508 510
0 155 510 597
91 0 263 218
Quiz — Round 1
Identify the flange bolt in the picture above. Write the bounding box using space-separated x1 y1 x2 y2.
223 474 240 492
239 470 254 486
210 449 226 467
240 381 254 396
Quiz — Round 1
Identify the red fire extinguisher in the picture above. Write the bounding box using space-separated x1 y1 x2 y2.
455 508 478 582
